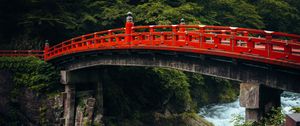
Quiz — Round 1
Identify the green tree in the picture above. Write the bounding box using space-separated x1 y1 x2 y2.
1 0 300 49
152 68 193 113
134 1 203 25
200 0 264 28
255 0 300 34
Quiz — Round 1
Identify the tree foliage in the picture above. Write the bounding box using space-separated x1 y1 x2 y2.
0 57 61 94
255 0 300 33
1 0 300 49
96 66 239 125
0 57 62 125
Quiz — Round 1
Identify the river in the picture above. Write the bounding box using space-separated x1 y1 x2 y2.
199 91 300 126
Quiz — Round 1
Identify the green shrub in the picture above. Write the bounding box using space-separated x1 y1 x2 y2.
231 114 253 126
291 106 300 113
263 107 285 125
0 56 61 94
231 107 285 126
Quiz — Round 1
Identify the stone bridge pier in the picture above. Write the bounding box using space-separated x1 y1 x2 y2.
60 69 104 126
240 83 283 122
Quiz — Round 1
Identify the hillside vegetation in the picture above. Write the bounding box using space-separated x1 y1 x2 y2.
1 0 299 49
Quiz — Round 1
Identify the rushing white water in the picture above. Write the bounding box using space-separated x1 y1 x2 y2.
199 91 300 126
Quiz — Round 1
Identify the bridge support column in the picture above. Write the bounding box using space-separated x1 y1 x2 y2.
64 84 76 126
93 80 104 125
61 71 76 126
239 83 282 122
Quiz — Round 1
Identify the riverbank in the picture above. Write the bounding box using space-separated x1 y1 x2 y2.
199 91 300 126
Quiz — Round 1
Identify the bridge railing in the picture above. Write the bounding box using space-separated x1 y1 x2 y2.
44 24 300 68
45 27 125 58
132 25 300 58
0 50 44 59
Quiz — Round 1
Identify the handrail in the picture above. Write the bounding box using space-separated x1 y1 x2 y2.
0 50 44 59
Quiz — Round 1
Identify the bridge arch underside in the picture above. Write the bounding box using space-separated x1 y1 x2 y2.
52 49 300 93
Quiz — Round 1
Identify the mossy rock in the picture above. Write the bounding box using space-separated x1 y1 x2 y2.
153 112 213 126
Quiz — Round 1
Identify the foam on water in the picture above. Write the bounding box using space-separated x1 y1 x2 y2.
281 92 300 114
199 91 300 126
199 100 245 126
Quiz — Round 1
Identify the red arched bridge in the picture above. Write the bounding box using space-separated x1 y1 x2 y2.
2 17 299 90
1 16 300 90
1 20 300 69
1 15 300 125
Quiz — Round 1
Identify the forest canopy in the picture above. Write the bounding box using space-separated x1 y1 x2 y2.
0 0 299 49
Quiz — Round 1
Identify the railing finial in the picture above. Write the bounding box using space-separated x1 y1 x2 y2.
180 18 185 25
45 40 49 48
44 40 49 59
125 12 134 43
126 12 133 23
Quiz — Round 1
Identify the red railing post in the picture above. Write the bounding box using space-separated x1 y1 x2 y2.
179 18 186 41
172 25 178 46
284 39 293 58
116 35 120 45
160 32 164 45
247 41 254 53
230 27 238 51
139 33 144 45
108 30 113 47
265 30 274 57
149 25 154 45
243 31 249 37
125 12 134 45
185 31 190 46
81 35 86 47
199 25 206 48
221 30 226 42
44 41 49 60
242 31 248 47
108 30 112 42
71 38 77 50
93 33 97 46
